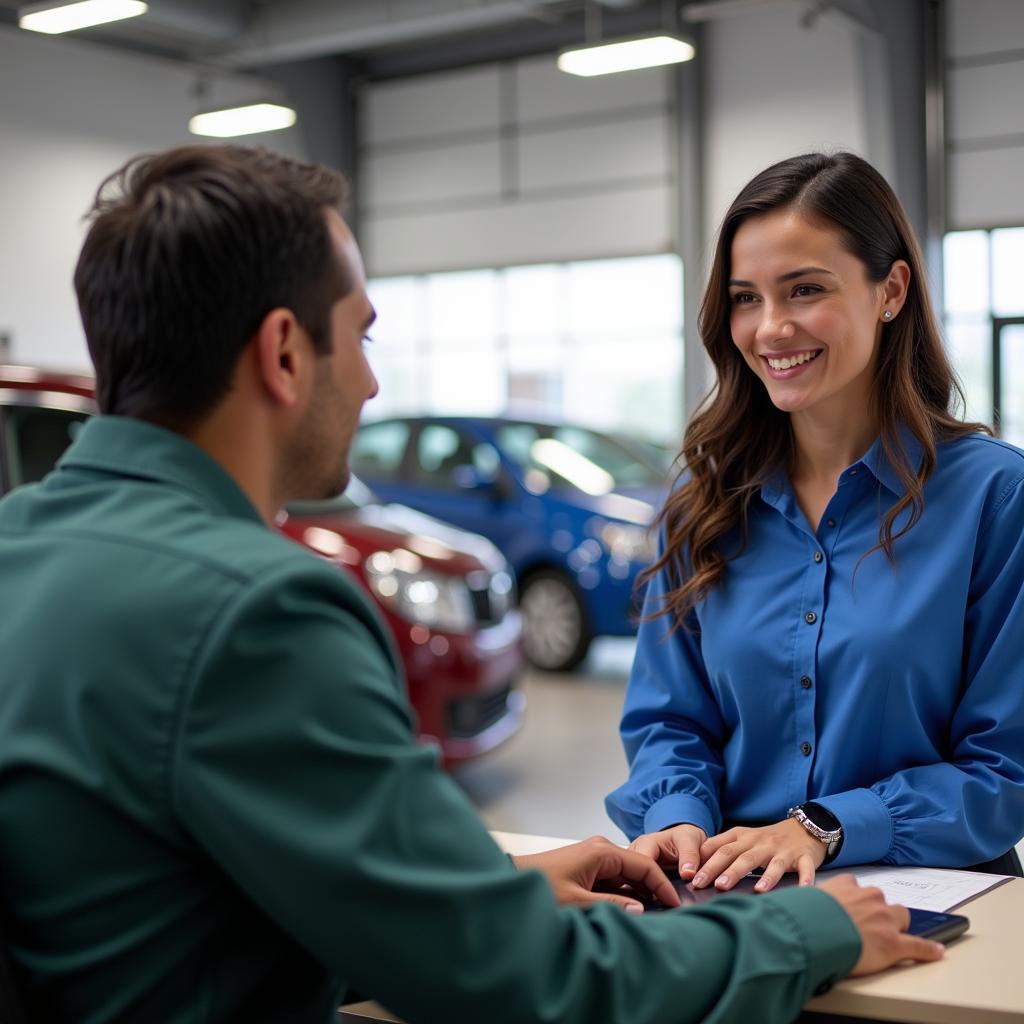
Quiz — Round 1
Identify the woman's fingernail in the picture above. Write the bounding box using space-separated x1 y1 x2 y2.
681 862 695 874
754 880 766 891
624 902 644 914
716 875 730 888
692 873 706 887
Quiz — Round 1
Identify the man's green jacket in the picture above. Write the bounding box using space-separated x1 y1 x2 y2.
0 416 859 1022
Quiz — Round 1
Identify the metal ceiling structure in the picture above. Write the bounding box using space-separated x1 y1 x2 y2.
0 0 676 76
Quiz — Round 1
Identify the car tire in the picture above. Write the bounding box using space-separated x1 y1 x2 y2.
518 569 592 673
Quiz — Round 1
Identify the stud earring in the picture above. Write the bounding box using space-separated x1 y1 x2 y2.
882 310 894 321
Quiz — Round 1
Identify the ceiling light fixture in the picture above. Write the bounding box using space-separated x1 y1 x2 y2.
188 102 298 139
18 0 148 35
558 33 695 76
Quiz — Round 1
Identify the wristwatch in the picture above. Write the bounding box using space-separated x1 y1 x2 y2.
788 802 843 865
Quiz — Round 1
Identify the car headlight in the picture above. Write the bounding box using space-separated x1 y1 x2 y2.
365 552 476 633
599 522 656 565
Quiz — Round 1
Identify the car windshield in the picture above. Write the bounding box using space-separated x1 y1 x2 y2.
494 422 668 495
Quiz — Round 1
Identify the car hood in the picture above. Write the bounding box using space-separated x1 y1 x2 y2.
282 500 507 576
547 485 664 526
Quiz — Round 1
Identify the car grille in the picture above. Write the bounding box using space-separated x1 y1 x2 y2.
466 569 513 627
445 684 514 739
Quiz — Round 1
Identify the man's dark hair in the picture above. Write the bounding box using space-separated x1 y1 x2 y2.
74 144 351 427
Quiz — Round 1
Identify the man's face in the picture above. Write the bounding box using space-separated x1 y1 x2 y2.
289 209 378 501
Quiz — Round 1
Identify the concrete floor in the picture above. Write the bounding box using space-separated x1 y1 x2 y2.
452 638 635 844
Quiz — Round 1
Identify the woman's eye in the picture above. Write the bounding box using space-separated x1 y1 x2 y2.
793 284 821 298
731 292 756 305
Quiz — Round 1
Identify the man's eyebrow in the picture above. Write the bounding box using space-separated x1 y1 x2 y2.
728 267 836 288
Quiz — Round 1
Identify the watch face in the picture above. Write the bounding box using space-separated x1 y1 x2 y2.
802 803 841 834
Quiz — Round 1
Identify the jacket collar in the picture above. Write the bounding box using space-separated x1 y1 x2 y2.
57 415 264 525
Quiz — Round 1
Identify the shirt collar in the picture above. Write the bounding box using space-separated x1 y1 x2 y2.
858 425 925 496
759 424 925 508
57 415 264 525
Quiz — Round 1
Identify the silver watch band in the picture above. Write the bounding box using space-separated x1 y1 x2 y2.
787 806 843 859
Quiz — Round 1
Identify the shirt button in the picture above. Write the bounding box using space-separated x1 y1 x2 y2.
801 675 812 689
850 469 859 476
826 518 836 528
801 741 813 756
804 611 817 624
813 551 823 563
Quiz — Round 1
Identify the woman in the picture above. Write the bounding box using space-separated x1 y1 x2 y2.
606 152 1024 893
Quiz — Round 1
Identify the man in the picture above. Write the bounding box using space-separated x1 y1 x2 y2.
0 145 941 1022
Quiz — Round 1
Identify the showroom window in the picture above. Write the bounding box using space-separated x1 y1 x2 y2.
364 254 683 445
943 227 1024 447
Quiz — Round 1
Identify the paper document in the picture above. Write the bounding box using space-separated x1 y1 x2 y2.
825 865 1012 912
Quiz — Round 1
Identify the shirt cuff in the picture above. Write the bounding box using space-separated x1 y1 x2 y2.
762 885 862 998
643 793 717 838
816 788 894 867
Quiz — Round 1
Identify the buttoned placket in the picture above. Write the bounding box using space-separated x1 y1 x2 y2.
786 462 868 804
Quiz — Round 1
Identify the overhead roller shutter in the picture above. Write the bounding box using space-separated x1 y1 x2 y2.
947 0 1024 229
358 54 676 276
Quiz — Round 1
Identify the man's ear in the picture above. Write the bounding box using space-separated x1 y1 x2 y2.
253 307 308 409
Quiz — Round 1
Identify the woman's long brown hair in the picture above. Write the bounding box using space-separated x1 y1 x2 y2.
645 152 989 627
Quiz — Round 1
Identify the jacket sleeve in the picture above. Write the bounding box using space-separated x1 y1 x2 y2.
605 530 728 842
820 474 1024 867
171 561 859 1024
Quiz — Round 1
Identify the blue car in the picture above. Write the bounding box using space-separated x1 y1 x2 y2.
349 416 672 671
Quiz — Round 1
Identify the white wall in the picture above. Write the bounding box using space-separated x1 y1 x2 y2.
0 25 305 370
701 4 875 248
947 0 1024 230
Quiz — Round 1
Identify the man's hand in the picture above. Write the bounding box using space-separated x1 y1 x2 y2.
694 818 825 891
628 823 708 882
512 835 682 913
818 875 945 975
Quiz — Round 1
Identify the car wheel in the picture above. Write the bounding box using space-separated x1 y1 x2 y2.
518 569 592 672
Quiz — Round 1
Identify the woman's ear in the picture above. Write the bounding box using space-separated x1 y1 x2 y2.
254 307 308 409
881 259 911 319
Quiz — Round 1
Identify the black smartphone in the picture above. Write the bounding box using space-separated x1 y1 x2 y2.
906 908 970 943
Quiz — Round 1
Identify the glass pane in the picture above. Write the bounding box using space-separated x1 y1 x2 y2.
566 254 683 335
349 421 410 480
425 352 504 414
3 406 88 488
991 228 1024 317
364 353 420 419
504 264 565 337
367 276 422 343
1000 324 1024 448
563 335 682 445
943 231 989 316
424 270 499 346
945 320 992 428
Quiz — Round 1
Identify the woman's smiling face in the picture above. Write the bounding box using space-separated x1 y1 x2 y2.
728 206 895 421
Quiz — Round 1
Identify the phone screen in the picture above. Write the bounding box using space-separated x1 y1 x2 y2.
906 908 970 944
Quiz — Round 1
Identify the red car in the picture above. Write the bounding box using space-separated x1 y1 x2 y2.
0 365 525 763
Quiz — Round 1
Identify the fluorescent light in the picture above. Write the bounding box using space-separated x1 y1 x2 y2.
188 103 297 139
18 0 147 34
558 34 695 77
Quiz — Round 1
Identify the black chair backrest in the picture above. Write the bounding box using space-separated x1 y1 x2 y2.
0 920 30 1024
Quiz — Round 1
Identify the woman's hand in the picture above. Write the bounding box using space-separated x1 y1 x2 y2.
693 818 826 892
628 823 708 882
512 835 682 912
